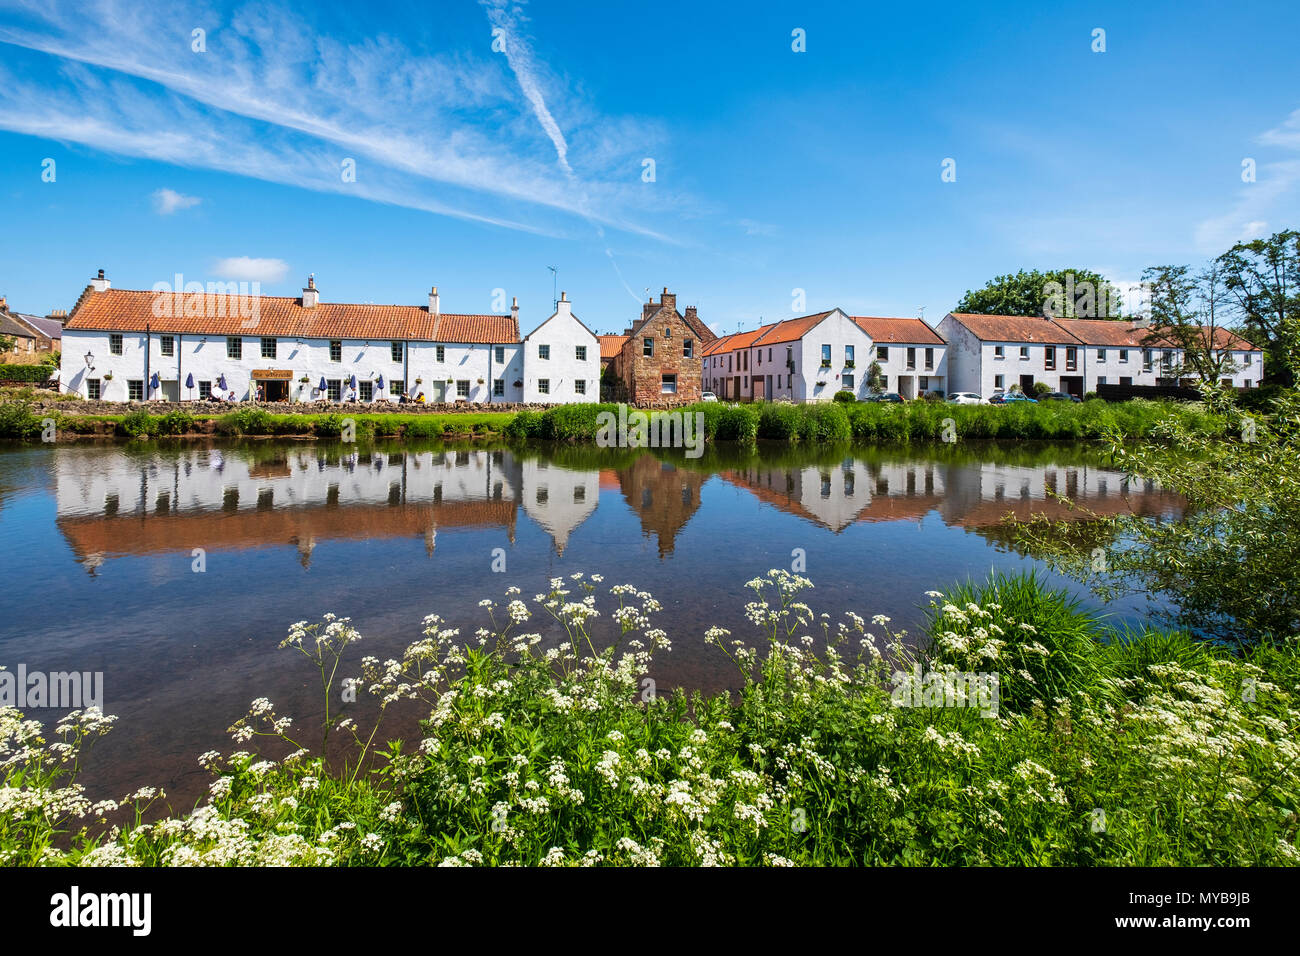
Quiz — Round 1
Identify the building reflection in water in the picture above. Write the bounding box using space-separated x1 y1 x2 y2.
52 445 1181 572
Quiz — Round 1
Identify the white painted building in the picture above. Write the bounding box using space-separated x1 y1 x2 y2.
702 310 946 401
520 292 601 404
939 312 1264 398
702 308 875 402
60 271 524 404
850 316 947 398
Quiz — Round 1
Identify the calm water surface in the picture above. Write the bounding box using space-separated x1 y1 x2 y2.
0 438 1179 804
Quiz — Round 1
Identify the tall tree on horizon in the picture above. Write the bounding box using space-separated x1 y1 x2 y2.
1216 229 1300 386
955 269 1126 318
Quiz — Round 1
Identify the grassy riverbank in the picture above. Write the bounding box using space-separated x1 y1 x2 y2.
4 570 1296 866
0 395 1236 443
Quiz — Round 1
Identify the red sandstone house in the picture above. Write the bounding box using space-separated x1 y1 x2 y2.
606 289 715 404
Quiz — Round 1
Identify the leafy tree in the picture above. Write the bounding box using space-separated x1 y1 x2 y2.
1016 358 1300 645
1139 262 1242 386
956 268 1126 318
0 334 14 354
866 360 884 392
1216 228 1300 385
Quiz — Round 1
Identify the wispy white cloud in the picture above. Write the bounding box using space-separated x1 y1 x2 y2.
212 256 289 283
0 0 681 240
1195 109 1300 253
152 187 201 214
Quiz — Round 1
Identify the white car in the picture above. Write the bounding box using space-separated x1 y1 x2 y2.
700 391 719 403
946 392 986 405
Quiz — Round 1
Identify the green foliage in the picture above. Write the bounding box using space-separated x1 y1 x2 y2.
1017 382 1300 644
956 268 1125 318
0 402 40 438
216 406 274 435
0 364 56 383
6 571 1298 866
832 390 856 403
116 408 155 439
1032 381 1052 397
153 409 196 435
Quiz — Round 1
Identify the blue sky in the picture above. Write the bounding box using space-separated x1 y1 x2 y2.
0 0 1297 335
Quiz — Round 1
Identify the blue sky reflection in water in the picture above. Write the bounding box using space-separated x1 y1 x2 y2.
0 439 1179 803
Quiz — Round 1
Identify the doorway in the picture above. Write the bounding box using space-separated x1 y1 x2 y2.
260 379 289 402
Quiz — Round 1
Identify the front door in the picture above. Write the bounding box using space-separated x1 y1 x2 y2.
160 380 179 402
429 381 447 402
1020 374 1035 393
753 376 766 401
262 380 289 402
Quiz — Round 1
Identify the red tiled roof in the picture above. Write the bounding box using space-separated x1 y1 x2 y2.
946 312 1083 345
64 288 520 344
1049 318 1146 347
755 312 833 346
598 334 628 359
1138 326 1261 352
850 316 944 345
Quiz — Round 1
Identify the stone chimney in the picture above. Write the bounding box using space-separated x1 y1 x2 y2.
684 305 697 324
511 296 519 322
428 285 440 316
659 287 677 313
89 268 111 293
0 296 7 313
623 327 633 336
556 291 571 317
302 274 319 309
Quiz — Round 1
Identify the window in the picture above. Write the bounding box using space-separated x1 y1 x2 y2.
994 345 1005 358
683 339 693 358
994 374 1005 390
128 380 143 401
1142 349 1153 371
821 344 831 366
227 337 242 359
259 337 276 359
842 373 854 390
664 326 672 338
1096 348 1107 361
879 375 889 390
643 337 654 357
1044 346 1056 371
457 380 470 398
493 379 505 397
436 345 446 363
329 340 342 362
326 379 341 401
537 378 550 395
198 380 212 400
160 335 174 357
359 381 373 402
1119 349 1129 363
877 346 889 361
786 346 792 366
906 347 916 369
108 333 123 355
389 380 405 397
1066 347 1078 372
391 342 403 362
1161 350 1173 369
539 344 550 360
662 374 677 394
495 345 505 364
574 379 586 395
1097 376 1107 386
86 378 100 400
845 345 855 366
575 345 587 362
1019 346 1029 359
743 351 749 371
757 350 762 365
919 376 929 390
924 348 934 369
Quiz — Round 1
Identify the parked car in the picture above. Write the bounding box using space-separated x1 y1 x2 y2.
700 391 718 403
864 392 904 404
989 391 1037 404
946 392 986 405
1039 391 1081 403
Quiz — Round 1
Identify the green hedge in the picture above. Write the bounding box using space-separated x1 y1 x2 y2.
0 365 55 383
